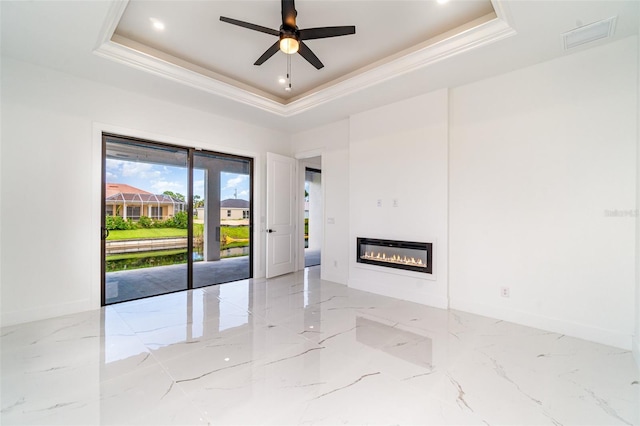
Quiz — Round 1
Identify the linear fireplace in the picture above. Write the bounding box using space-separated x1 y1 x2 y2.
357 237 433 274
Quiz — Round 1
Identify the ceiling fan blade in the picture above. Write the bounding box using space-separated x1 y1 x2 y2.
298 41 324 70
254 41 280 66
299 26 356 40
220 16 279 36
281 0 297 28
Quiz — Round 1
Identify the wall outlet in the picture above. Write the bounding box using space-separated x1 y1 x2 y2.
376 199 382 207
500 287 510 298
393 199 399 207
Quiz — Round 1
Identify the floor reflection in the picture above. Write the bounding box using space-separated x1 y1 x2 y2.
356 316 432 369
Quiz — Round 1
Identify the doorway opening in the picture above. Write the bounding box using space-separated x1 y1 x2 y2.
101 134 252 305
305 167 321 267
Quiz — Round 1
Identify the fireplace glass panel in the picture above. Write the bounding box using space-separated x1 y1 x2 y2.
357 238 432 274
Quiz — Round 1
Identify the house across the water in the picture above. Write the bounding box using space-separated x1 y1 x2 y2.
220 198 250 220
105 183 186 221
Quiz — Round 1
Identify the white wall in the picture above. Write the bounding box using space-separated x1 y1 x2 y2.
0 57 290 326
348 89 449 308
449 37 637 350
292 37 637 351
292 120 350 285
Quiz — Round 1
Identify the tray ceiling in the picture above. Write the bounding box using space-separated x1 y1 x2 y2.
96 0 513 115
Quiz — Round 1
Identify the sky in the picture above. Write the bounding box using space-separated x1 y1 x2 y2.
106 159 250 201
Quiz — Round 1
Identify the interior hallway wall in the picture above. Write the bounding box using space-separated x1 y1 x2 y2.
0 57 290 326
292 120 350 285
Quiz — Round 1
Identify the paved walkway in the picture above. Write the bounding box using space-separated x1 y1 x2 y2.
106 249 322 304
106 256 250 304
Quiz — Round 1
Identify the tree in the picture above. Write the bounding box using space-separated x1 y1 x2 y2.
163 190 185 202
193 195 205 208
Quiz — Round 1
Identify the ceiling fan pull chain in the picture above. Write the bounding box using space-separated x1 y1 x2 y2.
286 54 292 91
289 55 292 91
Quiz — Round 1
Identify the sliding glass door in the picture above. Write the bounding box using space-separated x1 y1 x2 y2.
101 134 252 305
192 151 252 288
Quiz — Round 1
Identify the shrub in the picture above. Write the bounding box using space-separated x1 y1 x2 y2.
106 215 132 230
138 216 152 228
107 212 190 230
161 211 188 229
171 211 189 229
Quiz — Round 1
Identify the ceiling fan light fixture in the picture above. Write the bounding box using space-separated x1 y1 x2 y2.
279 36 299 54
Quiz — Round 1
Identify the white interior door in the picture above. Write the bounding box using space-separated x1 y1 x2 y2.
266 152 296 278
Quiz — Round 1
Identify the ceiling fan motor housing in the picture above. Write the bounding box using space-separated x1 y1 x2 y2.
280 25 299 41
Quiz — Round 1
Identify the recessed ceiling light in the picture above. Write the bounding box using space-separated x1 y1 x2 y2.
149 18 165 31
437 0 449 4
278 77 286 84
285 87 292 92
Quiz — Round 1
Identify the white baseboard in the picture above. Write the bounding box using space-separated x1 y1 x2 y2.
1 299 94 328
451 299 632 350
321 267 348 286
349 277 448 309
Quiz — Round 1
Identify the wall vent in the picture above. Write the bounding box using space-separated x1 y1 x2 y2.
562 16 617 50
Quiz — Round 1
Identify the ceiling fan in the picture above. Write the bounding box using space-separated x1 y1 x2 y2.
220 0 356 70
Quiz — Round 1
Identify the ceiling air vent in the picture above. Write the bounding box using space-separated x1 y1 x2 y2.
562 16 617 50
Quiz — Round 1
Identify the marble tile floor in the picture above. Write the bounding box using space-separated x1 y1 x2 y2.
1 267 638 425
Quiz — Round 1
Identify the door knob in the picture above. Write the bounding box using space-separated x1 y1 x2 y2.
266 229 276 233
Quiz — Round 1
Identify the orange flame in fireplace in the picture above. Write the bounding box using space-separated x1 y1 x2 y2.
361 251 426 268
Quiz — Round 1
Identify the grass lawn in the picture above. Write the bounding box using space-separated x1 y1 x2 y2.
107 228 188 240
221 226 249 240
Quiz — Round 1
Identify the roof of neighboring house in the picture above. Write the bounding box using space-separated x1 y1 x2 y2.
106 193 184 204
221 199 249 209
105 183 184 205
106 183 152 198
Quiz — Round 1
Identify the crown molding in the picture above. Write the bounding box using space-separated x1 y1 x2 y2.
93 0 516 117
94 36 290 116
285 11 516 116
